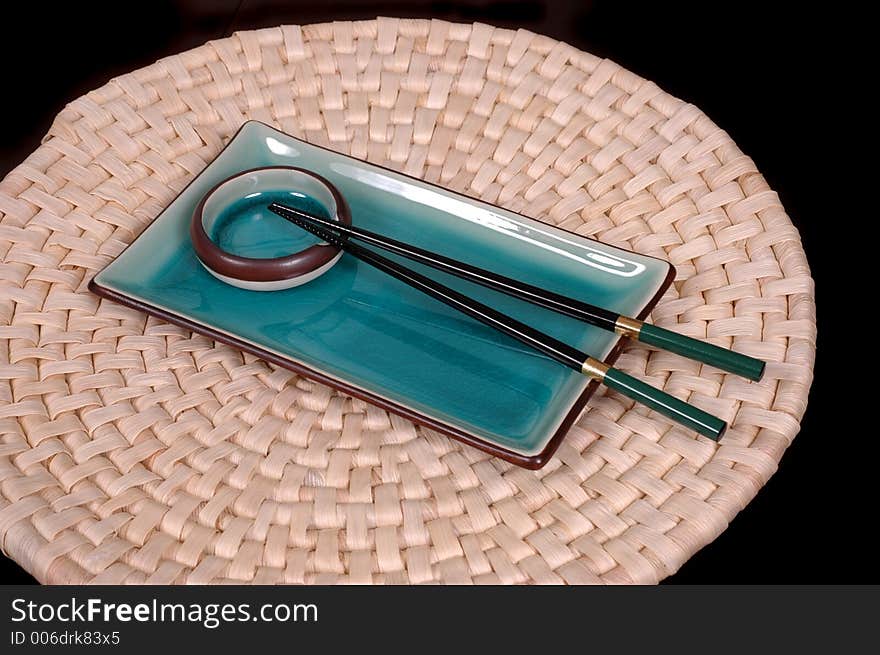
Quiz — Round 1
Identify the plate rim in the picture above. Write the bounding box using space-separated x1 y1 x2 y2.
89 120 676 469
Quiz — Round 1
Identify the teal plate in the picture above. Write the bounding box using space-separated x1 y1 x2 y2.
90 121 674 468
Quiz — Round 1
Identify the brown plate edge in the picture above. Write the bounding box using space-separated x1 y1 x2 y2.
87 120 677 469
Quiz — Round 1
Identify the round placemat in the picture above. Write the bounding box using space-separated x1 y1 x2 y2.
0 18 815 584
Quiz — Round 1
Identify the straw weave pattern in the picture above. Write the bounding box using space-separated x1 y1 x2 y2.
0 19 815 584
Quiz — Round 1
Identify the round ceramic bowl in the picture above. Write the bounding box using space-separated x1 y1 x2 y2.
191 166 351 291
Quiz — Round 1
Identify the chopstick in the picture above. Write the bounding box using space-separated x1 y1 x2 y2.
268 202 726 441
267 203 765 381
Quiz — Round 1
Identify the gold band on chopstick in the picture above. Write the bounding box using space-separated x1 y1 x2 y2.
581 357 610 381
614 316 643 339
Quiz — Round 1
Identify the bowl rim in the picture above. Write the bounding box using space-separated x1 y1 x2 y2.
190 165 351 282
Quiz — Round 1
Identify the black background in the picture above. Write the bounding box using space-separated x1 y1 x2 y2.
0 1 863 584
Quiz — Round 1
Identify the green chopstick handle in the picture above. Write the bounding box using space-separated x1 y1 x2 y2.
603 367 727 441
638 323 766 382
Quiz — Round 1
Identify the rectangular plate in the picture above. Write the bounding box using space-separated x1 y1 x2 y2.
90 121 673 468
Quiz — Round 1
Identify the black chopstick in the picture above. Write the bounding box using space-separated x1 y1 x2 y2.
268 202 726 441
267 202 765 381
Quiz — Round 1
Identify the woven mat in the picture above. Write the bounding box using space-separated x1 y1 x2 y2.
0 18 815 584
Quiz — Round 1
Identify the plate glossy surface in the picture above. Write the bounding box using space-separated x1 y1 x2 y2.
92 121 672 460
